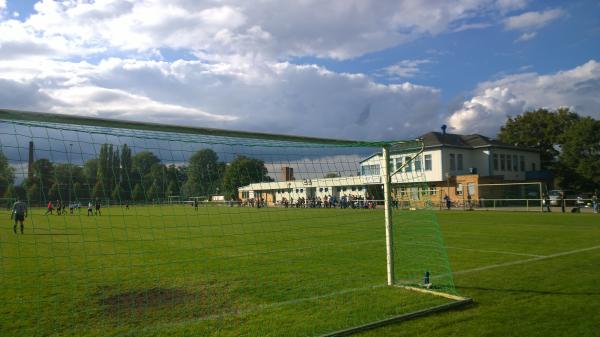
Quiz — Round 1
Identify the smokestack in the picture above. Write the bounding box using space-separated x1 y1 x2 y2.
280 166 294 181
28 141 34 180
441 124 447 135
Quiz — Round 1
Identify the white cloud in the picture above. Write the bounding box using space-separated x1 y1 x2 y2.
0 0 529 61
515 31 536 42
383 59 432 78
504 8 564 31
495 0 529 13
0 57 444 140
448 60 600 135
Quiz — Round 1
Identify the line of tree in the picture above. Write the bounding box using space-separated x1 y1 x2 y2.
0 145 271 203
498 108 599 192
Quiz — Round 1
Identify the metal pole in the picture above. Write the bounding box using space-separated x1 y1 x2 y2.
382 145 394 286
539 183 543 213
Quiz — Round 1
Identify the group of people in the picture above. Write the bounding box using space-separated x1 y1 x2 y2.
543 192 599 213
44 200 103 216
8 198 130 235
248 194 385 209
44 200 81 215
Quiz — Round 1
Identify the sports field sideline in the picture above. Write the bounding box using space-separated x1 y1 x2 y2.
1 206 598 336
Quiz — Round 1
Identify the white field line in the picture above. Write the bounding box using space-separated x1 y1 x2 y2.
450 244 600 277
445 246 545 258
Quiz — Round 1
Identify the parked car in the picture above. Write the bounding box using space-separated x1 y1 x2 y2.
548 190 577 206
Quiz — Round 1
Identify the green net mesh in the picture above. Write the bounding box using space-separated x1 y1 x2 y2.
0 110 458 336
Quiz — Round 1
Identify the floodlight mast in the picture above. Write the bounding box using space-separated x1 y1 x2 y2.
382 145 394 286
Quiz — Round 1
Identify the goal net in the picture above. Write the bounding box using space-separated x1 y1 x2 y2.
477 182 544 211
0 110 466 336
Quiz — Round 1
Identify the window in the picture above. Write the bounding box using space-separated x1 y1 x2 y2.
500 154 505 170
468 183 475 196
520 156 525 172
351 186 356 191
507 155 512 171
324 187 329 192
389 158 395 171
424 154 432 171
493 154 499 170
457 153 463 170
456 183 463 195
513 155 518 171
405 156 412 172
361 164 380 176
319 188 323 192
450 153 456 171
300 189 304 193
414 155 422 171
295 189 299 193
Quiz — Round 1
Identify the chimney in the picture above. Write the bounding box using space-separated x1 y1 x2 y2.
441 124 447 135
28 141 34 180
280 166 294 181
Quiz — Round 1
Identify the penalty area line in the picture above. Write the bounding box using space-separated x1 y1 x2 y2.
451 244 600 277
445 246 545 258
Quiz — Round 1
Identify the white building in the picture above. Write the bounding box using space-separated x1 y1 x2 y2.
238 131 541 205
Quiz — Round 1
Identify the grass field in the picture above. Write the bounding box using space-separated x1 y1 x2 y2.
1 206 599 336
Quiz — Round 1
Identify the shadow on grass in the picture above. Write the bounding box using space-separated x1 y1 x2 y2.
459 286 600 296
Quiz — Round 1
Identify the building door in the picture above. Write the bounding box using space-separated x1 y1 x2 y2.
306 187 316 199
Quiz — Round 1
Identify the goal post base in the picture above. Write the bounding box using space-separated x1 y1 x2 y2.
319 286 472 337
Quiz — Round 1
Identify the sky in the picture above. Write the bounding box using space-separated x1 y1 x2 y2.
0 0 598 141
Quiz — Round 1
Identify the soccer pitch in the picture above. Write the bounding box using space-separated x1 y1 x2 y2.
1 207 599 336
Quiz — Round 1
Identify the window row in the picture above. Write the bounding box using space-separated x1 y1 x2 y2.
493 154 528 172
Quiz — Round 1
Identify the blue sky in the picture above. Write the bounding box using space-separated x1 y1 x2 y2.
0 0 598 140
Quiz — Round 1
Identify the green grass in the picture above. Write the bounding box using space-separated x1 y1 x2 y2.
1 207 599 336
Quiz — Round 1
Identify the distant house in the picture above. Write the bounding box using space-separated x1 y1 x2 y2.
238 131 541 206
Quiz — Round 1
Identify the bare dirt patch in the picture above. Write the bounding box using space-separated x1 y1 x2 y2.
96 282 237 320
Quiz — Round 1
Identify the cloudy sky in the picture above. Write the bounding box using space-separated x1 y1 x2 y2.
0 0 598 141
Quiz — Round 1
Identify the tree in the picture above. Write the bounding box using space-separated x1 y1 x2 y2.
27 183 41 204
498 108 579 169
92 181 105 199
556 117 600 191
221 155 272 198
120 144 132 196
184 149 221 197
132 151 161 177
0 149 15 197
111 185 122 201
84 158 99 188
31 158 54 195
131 184 144 202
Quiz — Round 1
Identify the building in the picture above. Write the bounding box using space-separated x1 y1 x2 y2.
238 131 541 206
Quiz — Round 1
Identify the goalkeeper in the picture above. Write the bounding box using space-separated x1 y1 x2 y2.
11 198 28 234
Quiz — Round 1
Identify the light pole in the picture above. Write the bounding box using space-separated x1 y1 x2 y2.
445 172 450 209
68 143 73 205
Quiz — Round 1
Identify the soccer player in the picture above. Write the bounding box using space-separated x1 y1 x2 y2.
44 200 53 215
56 199 62 215
11 199 27 234
87 201 93 216
95 199 101 216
